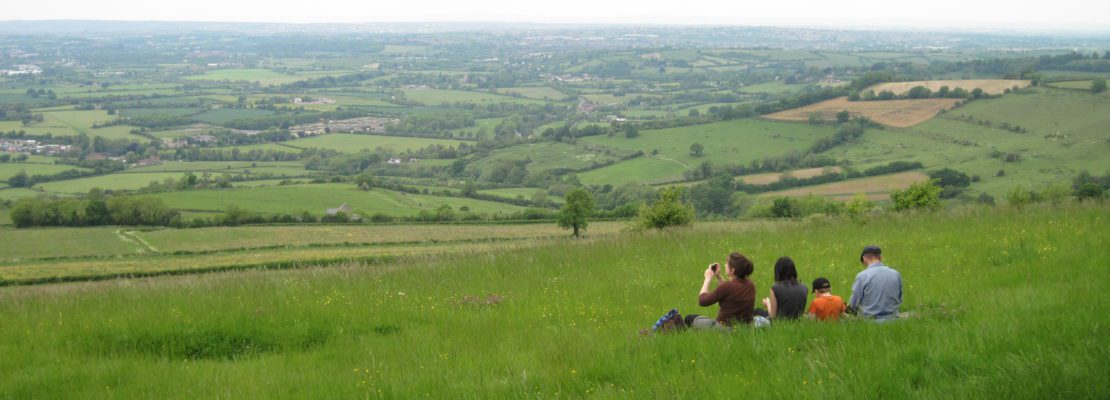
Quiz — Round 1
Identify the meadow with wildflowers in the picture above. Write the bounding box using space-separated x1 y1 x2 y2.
0 204 1106 398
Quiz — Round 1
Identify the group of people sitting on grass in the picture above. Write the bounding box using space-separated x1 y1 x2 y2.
653 245 902 332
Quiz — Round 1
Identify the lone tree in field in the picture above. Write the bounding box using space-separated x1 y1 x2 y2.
836 110 851 123
1092 78 1107 94
689 143 704 157
624 125 639 138
557 188 594 238
7 169 29 188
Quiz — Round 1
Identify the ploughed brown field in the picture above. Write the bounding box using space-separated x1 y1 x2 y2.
737 166 843 185
765 97 960 127
758 171 929 200
867 79 1031 96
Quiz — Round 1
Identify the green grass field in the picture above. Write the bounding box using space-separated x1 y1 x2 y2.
577 156 690 185
0 163 90 180
479 188 564 204
469 142 631 175
577 119 834 185
124 161 305 174
152 183 525 216
402 88 552 106
193 108 277 124
0 188 44 202
36 173 193 194
185 69 305 86
0 205 1104 398
738 81 812 94
498 86 568 100
280 134 466 153
0 110 140 140
1044 80 1094 90
0 227 145 260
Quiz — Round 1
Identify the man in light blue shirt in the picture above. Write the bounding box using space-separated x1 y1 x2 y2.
848 245 902 321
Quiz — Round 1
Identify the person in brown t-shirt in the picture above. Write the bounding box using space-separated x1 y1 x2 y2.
686 252 756 329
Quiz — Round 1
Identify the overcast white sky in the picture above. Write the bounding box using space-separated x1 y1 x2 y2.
4 0 1110 31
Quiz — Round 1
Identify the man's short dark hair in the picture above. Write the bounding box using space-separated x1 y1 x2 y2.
860 245 882 263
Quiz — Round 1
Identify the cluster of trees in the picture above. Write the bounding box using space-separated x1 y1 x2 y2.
927 168 979 199
849 86 992 102
684 150 840 182
0 153 30 163
166 147 300 162
9 196 179 228
1091 78 1107 94
384 113 476 137
809 120 866 153
556 186 694 237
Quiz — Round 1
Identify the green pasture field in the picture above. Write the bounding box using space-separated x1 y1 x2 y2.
139 222 625 254
0 188 44 202
468 142 631 174
733 49 822 61
580 118 834 177
803 87 1110 198
0 109 139 140
290 95 400 111
0 163 90 181
36 172 192 194
125 161 305 174
450 117 506 136
1 205 1104 398
152 183 525 216
805 52 867 69
497 86 568 100
581 93 660 106
478 188 564 203
909 88 1107 195
0 227 145 261
0 240 541 284
620 109 671 118
193 108 278 124
146 125 218 139
577 156 690 186
280 134 466 153
1045 80 1094 90
216 143 303 154
231 179 309 188
119 108 203 118
679 102 750 115
401 88 551 106
0 222 629 261
738 81 812 94
185 69 305 86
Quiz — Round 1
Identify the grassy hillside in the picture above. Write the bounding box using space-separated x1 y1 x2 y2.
0 205 1105 398
825 87 1110 198
151 183 525 216
577 119 833 184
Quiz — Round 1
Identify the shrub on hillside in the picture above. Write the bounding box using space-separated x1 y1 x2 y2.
637 187 694 230
844 193 876 218
890 180 941 211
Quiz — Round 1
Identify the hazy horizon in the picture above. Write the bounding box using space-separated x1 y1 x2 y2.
3 0 1109 33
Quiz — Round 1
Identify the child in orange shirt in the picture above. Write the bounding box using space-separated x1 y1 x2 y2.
809 277 846 321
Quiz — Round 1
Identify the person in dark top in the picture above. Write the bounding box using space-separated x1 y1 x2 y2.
761 256 808 319
686 252 756 329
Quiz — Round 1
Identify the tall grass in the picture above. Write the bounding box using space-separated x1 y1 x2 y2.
0 205 1107 398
